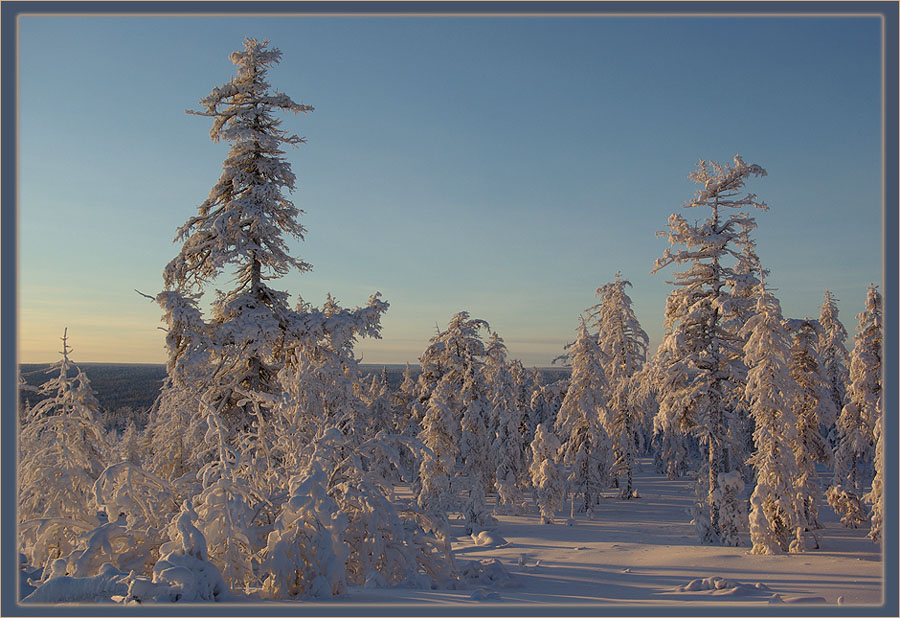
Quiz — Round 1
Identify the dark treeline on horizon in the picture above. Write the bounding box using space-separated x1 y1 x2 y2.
18 362 571 420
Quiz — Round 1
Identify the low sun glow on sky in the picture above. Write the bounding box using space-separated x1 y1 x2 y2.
17 14 883 366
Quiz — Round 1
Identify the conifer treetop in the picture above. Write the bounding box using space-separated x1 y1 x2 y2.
165 37 314 294
652 155 767 279
686 155 768 210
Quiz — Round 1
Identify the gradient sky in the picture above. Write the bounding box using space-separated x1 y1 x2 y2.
17 13 883 366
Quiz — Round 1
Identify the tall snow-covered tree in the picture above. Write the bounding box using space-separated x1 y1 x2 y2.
458 364 496 534
414 312 493 533
393 363 418 431
846 285 882 452
416 379 460 520
588 274 649 498
148 39 391 484
137 39 404 598
651 155 767 545
555 321 612 518
484 333 507 438
828 285 882 528
484 334 528 512
392 363 421 482
817 290 850 434
741 285 803 554
153 37 315 457
785 318 835 536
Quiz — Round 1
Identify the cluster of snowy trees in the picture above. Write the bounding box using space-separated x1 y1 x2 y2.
643 156 884 553
17 39 884 603
18 39 450 603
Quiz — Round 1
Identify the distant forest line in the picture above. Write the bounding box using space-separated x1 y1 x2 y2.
18 362 571 420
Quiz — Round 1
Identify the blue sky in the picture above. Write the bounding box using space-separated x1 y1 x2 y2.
17 14 883 365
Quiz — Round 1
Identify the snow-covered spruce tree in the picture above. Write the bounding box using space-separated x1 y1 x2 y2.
651 155 767 545
847 285 882 454
828 285 882 528
509 360 535 421
18 330 109 572
414 313 490 524
364 371 394 440
865 411 884 542
643 340 694 480
510 361 542 493
529 423 566 524
414 379 459 527
152 38 315 465
484 333 506 442
784 318 835 536
392 363 421 484
555 321 613 518
356 371 403 489
510 362 538 440
741 284 803 554
588 274 649 498
112 420 145 466
817 290 850 435
395 363 418 431
826 408 871 528
485 334 528 513
458 364 497 534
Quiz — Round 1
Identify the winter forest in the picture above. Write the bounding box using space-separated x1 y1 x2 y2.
16 39 885 607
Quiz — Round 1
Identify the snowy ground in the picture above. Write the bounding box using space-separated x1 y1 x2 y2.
19 458 882 609
322 458 882 608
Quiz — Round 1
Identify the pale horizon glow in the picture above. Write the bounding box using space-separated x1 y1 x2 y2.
17 15 883 366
